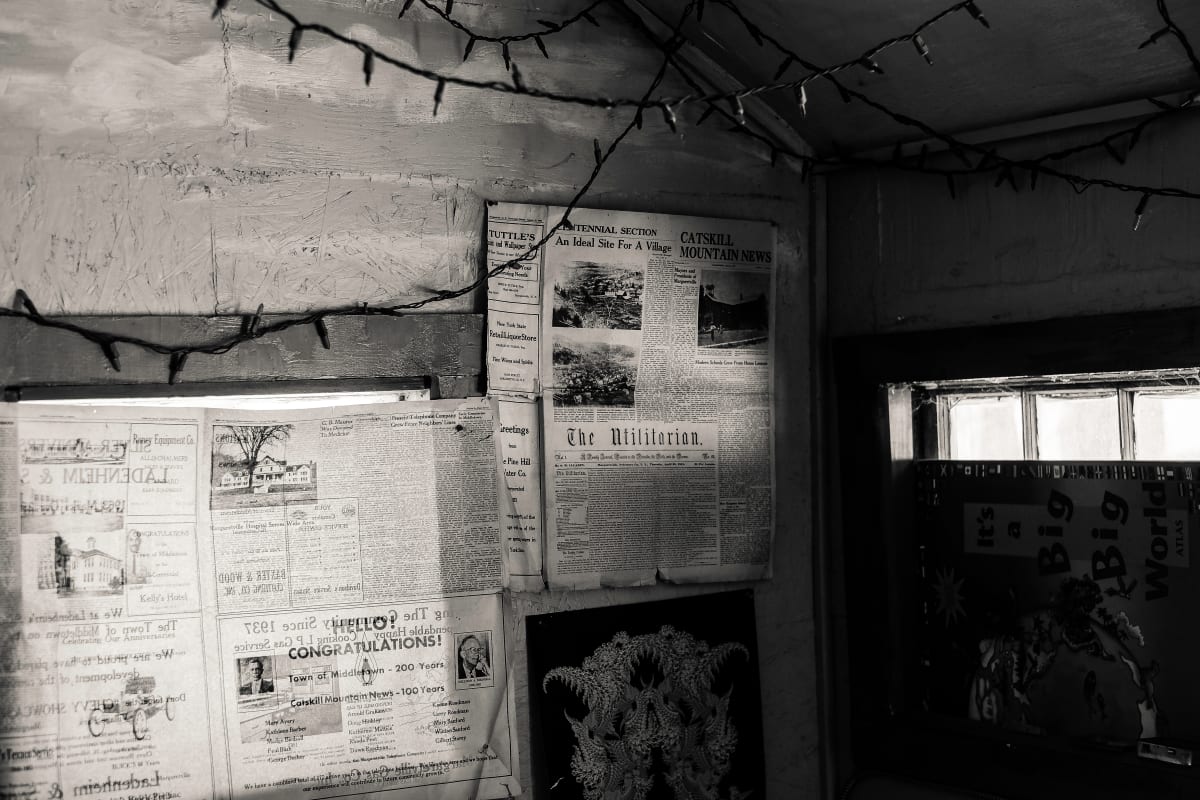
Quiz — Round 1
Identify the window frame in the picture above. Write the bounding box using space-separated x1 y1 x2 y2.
831 306 1200 799
917 369 1200 462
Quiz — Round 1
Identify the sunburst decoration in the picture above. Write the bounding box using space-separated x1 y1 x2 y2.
933 566 966 627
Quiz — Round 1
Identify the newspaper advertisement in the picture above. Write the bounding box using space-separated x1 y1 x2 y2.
485 203 546 397
1 399 520 800
485 202 550 592
217 593 514 800
2 404 216 800
486 203 776 589
492 401 543 592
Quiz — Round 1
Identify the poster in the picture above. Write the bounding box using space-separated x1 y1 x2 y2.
917 461 1199 747
486 203 776 589
525 590 764 800
1 400 521 800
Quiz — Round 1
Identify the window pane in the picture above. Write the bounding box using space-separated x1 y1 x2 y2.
1133 391 1200 459
1034 393 1120 459
948 395 1023 459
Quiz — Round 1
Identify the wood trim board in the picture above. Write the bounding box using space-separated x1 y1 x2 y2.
1 313 484 400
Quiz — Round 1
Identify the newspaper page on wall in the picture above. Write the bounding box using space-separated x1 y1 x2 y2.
0 399 521 800
1 404 216 800
486 203 777 589
485 203 550 592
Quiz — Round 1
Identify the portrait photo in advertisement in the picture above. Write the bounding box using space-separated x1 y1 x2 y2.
455 630 494 688
237 655 277 698
235 654 343 743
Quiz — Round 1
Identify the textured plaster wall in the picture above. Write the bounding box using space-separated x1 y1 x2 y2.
0 1 817 797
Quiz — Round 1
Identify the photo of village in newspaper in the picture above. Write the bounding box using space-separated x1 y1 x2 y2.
551 335 639 408
552 261 644 330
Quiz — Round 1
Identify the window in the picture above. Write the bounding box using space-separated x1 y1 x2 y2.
918 369 1200 460
831 309 1200 800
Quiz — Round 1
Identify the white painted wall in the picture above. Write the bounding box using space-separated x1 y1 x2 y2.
1 0 817 797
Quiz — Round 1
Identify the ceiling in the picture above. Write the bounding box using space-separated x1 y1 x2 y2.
639 0 1200 155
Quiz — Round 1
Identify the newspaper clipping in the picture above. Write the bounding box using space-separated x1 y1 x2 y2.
2 405 214 800
486 203 776 589
218 593 514 800
1 399 520 800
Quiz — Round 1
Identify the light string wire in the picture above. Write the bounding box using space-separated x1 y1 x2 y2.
400 0 614 60
4 0 1199 381
252 0 621 110
242 0 1199 187
704 0 1200 210
251 0 991 117
1147 0 1200 77
241 0 1200 208
1 0 693 384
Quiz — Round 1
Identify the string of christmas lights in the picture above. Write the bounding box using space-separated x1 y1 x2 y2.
683 0 1200 237
399 0 613 64
616 0 1200 214
4 0 1200 382
1144 0 1200 78
247 0 1200 212
692 0 989 108
390 0 1200 211
250 0 624 110
245 0 991 122
1 0 693 384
